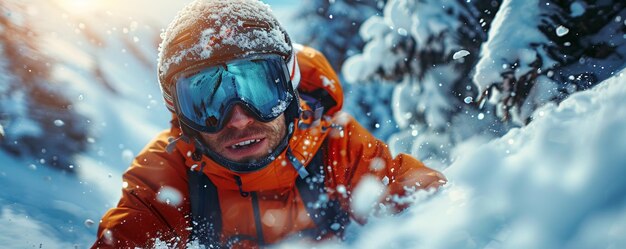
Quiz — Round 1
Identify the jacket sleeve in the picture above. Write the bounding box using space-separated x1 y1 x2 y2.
92 130 191 249
325 114 446 218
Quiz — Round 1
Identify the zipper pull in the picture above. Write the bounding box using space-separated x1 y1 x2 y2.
234 175 250 197
287 147 309 179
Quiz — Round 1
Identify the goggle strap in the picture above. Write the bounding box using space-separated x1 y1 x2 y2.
165 136 181 155
288 51 300 89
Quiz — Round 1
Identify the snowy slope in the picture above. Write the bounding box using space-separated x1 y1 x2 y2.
0 0 174 247
281 70 626 249
0 0 303 248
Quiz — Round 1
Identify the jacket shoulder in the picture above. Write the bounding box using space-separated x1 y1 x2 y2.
324 112 396 174
93 130 191 248
124 129 189 198
295 45 343 116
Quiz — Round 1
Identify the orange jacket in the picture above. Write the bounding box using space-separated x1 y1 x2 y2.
92 46 445 249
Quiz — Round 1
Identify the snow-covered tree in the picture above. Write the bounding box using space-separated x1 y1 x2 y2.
292 0 386 70
292 0 400 140
343 0 626 168
0 1 88 171
342 81 398 140
475 0 626 124
342 0 506 168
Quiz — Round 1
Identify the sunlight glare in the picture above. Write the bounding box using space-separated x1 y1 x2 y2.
58 0 102 14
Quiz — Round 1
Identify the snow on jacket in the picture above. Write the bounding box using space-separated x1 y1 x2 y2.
92 46 445 249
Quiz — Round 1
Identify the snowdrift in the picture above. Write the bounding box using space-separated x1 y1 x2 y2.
285 70 626 249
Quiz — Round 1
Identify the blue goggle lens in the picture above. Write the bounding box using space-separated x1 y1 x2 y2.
174 55 293 133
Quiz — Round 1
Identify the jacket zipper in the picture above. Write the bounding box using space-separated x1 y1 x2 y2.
234 175 249 197
251 192 266 246
233 175 265 246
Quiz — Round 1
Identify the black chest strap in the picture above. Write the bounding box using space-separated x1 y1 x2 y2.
187 167 223 248
295 149 350 239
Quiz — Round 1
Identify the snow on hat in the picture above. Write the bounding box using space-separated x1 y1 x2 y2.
157 0 299 112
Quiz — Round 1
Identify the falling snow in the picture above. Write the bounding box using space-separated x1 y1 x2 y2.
2 0 626 248
556 25 570 37
452 50 470 60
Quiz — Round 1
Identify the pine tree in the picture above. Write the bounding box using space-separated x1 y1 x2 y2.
292 0 401 140
293 0 386 70
343 0 505 167
475 0 626 123
344 0 626 167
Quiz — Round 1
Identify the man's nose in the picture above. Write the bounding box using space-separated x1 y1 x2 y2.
224 105 255 130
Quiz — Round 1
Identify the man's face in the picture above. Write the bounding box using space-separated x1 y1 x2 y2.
199 104 286 163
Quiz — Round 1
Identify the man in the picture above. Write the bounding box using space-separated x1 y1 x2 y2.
93 0 445 248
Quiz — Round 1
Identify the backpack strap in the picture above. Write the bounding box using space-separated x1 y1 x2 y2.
187 169 223 248
295 145 351 239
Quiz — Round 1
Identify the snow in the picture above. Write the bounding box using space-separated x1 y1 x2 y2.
271 93 292 116
351 176 386 217
569 2 586 17
2 0 626 248
368 157 386 171
53 119 65 127
158 0 291 80
1 0 172 247
156 186 183 207
342 14 398 83
473 0 552 88
341 0 505 170
452 50 470 60
283 69 626 249
556 25 570 37
0 0 295 247
0 87 43 138
0 149 113 248
0 207 78 249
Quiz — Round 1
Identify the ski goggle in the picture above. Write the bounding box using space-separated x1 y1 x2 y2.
173 54 294 133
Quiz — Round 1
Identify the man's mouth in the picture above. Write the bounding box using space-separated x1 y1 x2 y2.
223 137 268 161
229 139 263 149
